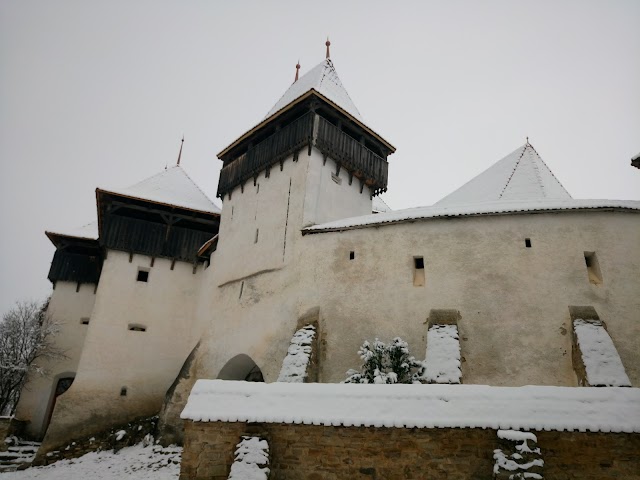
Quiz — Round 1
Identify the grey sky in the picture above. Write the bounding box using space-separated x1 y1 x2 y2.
1 0 639 315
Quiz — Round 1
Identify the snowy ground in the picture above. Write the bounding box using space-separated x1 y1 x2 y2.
0 444 181 480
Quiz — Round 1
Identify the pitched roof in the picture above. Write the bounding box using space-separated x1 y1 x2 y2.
98 165 221 215
266 59 363 122
46 221 99 244
436 144 571 206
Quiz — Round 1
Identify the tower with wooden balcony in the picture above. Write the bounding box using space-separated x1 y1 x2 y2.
213 55 395 280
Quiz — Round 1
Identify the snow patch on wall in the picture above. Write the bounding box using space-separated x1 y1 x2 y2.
181 380 640 433
277 325 315 383
422 325 461 384
494 429 544 479
228 436 269 480
573 319 631 387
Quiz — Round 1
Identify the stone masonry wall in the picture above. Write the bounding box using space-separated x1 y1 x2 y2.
180 421 640 480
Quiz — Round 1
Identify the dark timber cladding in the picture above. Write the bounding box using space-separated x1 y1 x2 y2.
47 235 102 284
97 191 219 264
217 94 392 199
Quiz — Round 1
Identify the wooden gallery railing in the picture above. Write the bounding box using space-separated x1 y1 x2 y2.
216 112 388 198
314 116 388 196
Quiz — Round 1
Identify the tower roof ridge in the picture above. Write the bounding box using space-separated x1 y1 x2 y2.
436 143 572 207
265 58 362 122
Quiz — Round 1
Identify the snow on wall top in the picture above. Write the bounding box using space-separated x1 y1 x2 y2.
182 380 640 433
47 221 99 241
265 59 362 122
99 166 221 214
574 320 631 387
304 199 640 233
436 144 572 207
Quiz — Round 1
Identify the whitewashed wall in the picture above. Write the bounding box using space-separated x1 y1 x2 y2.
40 250 206 451
14 281 95 439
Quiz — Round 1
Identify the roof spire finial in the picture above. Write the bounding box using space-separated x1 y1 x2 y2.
526 136 530 146
177 135 184 166
325 37 331 59
294 60 300 82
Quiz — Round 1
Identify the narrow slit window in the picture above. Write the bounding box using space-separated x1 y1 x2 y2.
349 251 355 260
137 270 149 282
584 252 602 284
80 318 90 325
525 238 532 248
254 228 259 244
128 324 147 332
413 257 425 286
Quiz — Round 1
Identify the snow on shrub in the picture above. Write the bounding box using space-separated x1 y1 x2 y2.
344 337 422 384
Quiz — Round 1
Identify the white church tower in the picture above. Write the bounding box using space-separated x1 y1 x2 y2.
212 43 395 282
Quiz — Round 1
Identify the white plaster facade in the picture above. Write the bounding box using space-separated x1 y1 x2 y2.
14 281 95 438
16 56 640 454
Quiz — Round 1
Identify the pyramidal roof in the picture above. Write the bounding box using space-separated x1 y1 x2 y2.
436 143 572 206
99 165 221 214
265 59 363 122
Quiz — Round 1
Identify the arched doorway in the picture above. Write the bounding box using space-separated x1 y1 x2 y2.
43 374 75 435
217 354 264 382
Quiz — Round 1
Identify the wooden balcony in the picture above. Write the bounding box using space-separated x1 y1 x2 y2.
217 112 388 198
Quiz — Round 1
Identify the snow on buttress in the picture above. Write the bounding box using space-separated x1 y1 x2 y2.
228 436 269 480
182 380 640 433
99 165 221 214
423 324 461 384
277 324 316 382
573 319 631 387
265 59 362 122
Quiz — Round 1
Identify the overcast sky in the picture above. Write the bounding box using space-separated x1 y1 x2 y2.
1 0 639 315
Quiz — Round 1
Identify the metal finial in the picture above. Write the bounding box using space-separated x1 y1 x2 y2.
325 37 331 59
294 61 300 82
177 135 184 166
526 136 529 145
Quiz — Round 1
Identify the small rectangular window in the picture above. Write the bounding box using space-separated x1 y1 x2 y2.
525 238 532 248
349 251 355 260
137 270 149 282
120 386 127 396
80 318 90 325
584 252 602 284
128 324 147 332
413 257 425 286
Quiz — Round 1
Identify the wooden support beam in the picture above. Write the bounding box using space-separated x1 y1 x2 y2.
170 259 176 271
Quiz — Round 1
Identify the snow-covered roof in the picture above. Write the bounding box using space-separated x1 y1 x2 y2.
372 196 392 213
98 166 221 215
305 199 640 233
182 380 640 433
46 221 99 241
436 144 571 206
266 59 362 122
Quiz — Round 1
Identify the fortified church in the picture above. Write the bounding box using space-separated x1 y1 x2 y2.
13 44 640 478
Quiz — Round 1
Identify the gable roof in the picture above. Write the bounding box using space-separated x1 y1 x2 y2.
97 165 221 215
436 143 571 206
266 59 363 122
46 221 99 246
